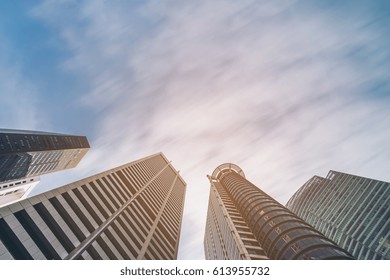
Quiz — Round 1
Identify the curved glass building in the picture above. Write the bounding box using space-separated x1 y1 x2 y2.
286 170 390 260
204 164 353 260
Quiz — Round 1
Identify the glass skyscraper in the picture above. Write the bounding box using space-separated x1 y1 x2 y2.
286 170 390 260
0 153 186 260
0 129 90 207
204 163 353 260
0 129 90 183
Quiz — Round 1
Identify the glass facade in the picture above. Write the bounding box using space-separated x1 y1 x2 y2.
204 180 267 260
0 129 90 207
0 153 186 260
204 164 354 260
0 129 90 183
286 171 390 260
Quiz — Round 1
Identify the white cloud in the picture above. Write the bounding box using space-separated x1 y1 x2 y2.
32 0 390 259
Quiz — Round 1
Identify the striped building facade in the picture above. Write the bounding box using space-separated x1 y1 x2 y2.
0 153 186 260
204 164 353 260
286 171 390 259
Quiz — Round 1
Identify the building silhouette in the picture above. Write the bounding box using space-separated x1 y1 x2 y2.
0 153 186 260
204 163 353 260
286 170 390 260
0 129 90 207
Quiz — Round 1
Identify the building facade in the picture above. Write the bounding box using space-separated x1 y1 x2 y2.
0 129 90 183
204 163 353 260
0 129 90 207
0 153 186 260
286 171 390 260
0 177 40 207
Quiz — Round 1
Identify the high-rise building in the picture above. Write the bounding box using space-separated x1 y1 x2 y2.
0 129 90 182
0 129 90 207
204 163 353 260
0 153 186 260
286 170 390 260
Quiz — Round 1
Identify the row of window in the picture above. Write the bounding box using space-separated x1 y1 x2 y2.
0 154 183 260
0 189 19 197
219 172 352 260
287 172 390 259
0 134 88 153
0 178 35 190
212 182 264 260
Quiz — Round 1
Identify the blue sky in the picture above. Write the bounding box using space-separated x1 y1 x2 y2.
1 0 389 259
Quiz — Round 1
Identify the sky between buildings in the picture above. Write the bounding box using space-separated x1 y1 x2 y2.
0 0 389 260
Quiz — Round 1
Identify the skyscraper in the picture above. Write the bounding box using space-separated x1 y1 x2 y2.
0 129 90 207
286 170 390 260
0 129 90 182
0 153 186 260
204 163 353 260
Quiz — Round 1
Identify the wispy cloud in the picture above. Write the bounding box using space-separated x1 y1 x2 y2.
29 0 390 259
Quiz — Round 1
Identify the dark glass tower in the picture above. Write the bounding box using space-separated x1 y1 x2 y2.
204 163 354 260
286 171 390 260
0 153 186 260
0 129 89 208
0 129 90 183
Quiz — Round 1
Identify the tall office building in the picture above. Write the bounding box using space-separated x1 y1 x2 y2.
0 129 90 207
204 163 353 260
286 170 390 260
0 129 90 182
0 153 186 260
